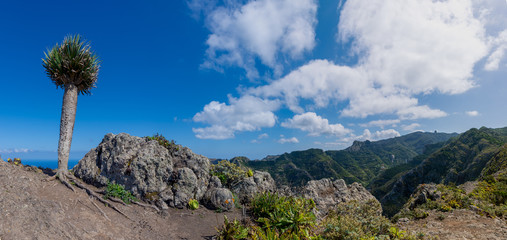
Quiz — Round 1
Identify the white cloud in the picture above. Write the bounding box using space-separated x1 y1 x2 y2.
357 129 401 141
258 133 269 139
250 60 367 113
192 95 280 139
339 129 400 143
193 125 235 140
193 0 504 140
250 60 448 119
278 136 299 144
485 30 507 71
281 112 351 136
247 0 495 119
251 133 269 143
401 123 421 131
201 0 318 79
397 105 448 120
471 0 507 71
466 110 480 117
359 119 400 128
339 0 488 95
0 148 31 154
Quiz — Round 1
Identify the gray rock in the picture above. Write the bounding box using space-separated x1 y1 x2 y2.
301 178 378 218
73 133 212 208
208 176 222 189
172 147 211 201
231 170 275 203
73 133 174 196
172 168 198 208
407 184 441 209
204 188 234 211
398 217 410 224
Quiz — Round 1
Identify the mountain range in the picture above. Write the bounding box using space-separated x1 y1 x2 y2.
233 131 457 187
233 126 507 216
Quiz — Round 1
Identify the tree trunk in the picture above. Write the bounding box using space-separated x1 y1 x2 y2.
57 84 78 173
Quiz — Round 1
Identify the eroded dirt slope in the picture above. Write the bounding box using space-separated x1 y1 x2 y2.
0 160 241 240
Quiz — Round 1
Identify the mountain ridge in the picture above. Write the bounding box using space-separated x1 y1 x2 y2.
235 131 458 187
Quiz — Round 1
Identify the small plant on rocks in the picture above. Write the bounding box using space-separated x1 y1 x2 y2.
146 133 179 152
104 182 137 204
210 160 251 187
188 198 199 210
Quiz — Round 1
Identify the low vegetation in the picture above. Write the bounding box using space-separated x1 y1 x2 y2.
217 193 426 239
146 133 179 152
395 175 507 222
104 182 137 204
322 200 426 240
242 132 456 187
188 198 199 210
217 192 320 239
470 175 507 218
211 160 252 187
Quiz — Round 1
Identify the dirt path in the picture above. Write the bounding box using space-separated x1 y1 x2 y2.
0 160 242 240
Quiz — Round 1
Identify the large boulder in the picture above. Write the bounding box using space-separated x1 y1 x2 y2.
231 170 276 203
300 178 378 217
73 133 211 208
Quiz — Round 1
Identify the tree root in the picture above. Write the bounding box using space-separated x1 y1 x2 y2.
132 201 160 212
44 170 76 192
44 170 134 221
90 199 110 221
71 180 133 221
108 197 127 206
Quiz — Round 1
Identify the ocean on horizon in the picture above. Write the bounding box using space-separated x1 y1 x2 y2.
1 159 80 169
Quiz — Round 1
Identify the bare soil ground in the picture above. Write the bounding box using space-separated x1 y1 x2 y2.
0 160 242 240
399 209 507 240
2 160 506 240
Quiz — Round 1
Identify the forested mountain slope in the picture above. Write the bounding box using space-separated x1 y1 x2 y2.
237 132 457 187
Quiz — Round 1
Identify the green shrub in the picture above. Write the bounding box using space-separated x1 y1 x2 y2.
322 200 393 240
251 192 317 236
146 133 179 152
211 160 250 187
216 192 320 239
104 182 137 204
216 216 248 240
470 176 507 218
188 199 199 210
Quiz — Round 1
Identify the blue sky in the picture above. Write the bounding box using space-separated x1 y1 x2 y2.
1 0 506 161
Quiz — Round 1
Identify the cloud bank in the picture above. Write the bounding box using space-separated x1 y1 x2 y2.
192 0 506 141
200 0 318 79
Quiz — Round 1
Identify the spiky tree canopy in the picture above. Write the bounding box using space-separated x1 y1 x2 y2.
42 34 100 95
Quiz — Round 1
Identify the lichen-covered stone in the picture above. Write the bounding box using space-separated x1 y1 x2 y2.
204 187 234 211
73 133 211 208
301 178 378 218
231 170 275 203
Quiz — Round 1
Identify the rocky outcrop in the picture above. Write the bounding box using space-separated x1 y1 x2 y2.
405 184 441 209
73 133 211 209
73 133 378 215
231 170 276 203
300 178 378 217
